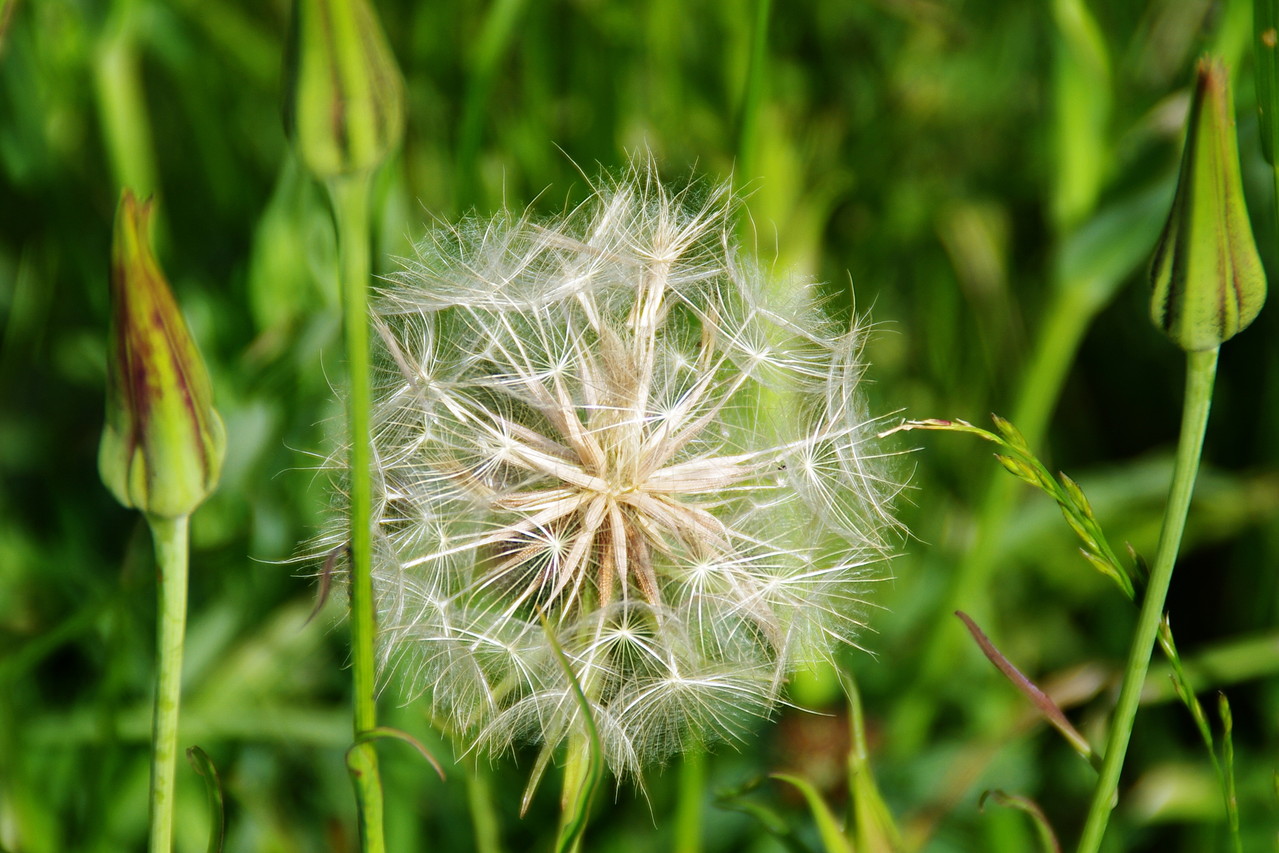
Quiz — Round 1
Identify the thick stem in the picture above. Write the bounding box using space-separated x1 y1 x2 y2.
95 0 158 197
146 513 190 853
329 173 385 853
673 748 705 853
1075 347 1219 853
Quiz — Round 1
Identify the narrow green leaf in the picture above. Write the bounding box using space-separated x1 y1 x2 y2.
186 746 226 853
714 781 810 853
840 671 903 853
771 774 856 853
352 726 446 781
978 790 1062 853
1055 184 1171 310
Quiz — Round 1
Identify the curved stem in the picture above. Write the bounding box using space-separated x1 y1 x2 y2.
1075 347 1219 853
146 513 189 853
329 172 386 853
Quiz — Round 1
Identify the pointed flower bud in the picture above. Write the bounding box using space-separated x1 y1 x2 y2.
281 0 405 179
1149 57 1267 351
99 191 226 519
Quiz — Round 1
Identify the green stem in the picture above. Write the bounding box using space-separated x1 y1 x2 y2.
95 0 158 197
673 749 705 853
328 173 385 853
1076 347 1219 853
146 513 190 853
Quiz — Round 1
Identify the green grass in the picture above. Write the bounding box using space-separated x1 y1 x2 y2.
2 1 1277 851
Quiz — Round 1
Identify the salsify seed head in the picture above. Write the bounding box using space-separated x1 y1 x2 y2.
327 163 901 775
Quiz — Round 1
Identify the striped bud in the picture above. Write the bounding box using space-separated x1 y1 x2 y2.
1149 57 1267 351
99 191 226 519
281 0 405 179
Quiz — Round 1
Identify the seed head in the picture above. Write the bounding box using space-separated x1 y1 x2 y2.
329 165 900 775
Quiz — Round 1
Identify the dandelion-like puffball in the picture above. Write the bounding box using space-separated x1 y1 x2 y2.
341 166 899 776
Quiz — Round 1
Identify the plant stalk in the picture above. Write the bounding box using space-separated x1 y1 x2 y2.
673 748 705 853
1075 347 1219 853
146 513 190 853
96 0 158 198
329 172 386 853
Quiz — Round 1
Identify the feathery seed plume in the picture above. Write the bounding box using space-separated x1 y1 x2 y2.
324 163 900 775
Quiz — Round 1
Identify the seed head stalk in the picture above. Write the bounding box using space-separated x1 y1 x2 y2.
1075 347 1218 852
329 172 386 853
146 514 189 853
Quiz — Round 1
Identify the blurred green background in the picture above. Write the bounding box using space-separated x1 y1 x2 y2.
2 0 1277 851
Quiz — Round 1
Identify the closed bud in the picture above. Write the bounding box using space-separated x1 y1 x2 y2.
282 0 405 179
1150 57 1267 351
99 191 226 519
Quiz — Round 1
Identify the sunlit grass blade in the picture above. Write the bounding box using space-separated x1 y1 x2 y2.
770 773 854 853
841 670 902 853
